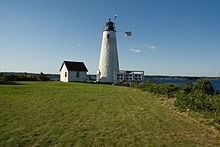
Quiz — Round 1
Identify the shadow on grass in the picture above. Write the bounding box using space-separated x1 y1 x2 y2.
0 81 24 85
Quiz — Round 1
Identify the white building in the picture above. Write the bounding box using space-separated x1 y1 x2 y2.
114 70 144 84
97 19 119 83
60 61 88 82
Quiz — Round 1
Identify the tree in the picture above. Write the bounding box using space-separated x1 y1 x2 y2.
38 72 49 81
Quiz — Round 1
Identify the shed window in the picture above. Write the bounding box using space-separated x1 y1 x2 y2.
65 72 67 77
107 34 109 39
76 71 79 78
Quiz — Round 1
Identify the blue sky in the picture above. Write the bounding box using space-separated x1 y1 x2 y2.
0 0 220 76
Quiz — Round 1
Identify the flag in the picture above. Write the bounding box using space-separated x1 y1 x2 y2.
124 31 132 37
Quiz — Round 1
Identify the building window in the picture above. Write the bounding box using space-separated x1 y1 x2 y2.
65 72 67 77
107 34 109 39
76 71 79 78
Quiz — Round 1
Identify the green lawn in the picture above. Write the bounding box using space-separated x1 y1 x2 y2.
0 81 220 146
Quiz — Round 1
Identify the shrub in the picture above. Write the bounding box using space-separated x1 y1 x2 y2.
134 79 218 114
175 79 217 112
194 79 214 96
182 83 193 94
130 81 144 89
143 83 180 98
37 72 50 81
0 73 49 81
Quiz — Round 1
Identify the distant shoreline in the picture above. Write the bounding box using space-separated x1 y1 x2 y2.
0 72 220 80
144 75 220 80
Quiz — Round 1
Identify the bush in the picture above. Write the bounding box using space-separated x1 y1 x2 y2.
132 79 220 126
143 83 180 98
130 81 144 89
194 79 214 95
134 79 218 113
175 79 217 112
0 73 49 81
175 91 217 112
182 83 193 94
37 72 50 81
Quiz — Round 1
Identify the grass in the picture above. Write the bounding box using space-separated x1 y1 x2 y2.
0 81 220 146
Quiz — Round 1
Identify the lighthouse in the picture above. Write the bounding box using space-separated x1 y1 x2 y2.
97 19 119 83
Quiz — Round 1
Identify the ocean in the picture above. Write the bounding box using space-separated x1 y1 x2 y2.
144 78 220 92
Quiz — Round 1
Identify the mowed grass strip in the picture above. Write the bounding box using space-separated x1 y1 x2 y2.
0 81 220 146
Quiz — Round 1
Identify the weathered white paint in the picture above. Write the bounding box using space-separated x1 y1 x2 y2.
60 64 87 82
97 26 119 83
60 64 68 82
68 71 87 82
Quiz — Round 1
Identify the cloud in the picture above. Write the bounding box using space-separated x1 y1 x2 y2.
129 48 141 53
0 66 6 69
149 45 156 50
144 44 156 50
129 43 157 53
76 43 82 47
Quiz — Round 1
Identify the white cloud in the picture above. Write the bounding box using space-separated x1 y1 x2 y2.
144 44 156 50
76 43 82 47
129 43 157 53
0 66 6 69
129 48 141 53
149 45 156 50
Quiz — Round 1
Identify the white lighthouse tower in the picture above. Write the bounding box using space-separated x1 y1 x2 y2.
97 19 119 83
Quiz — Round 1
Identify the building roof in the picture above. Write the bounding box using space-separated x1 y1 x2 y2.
60 61 88 72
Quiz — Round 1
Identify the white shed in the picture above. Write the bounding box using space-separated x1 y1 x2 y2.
60 61 88 82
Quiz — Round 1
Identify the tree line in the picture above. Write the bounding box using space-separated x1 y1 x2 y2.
0 72 50 81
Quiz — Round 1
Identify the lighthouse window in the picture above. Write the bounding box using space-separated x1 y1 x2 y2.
107 34 109 39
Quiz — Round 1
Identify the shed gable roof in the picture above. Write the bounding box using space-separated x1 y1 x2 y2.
60 61 88 72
